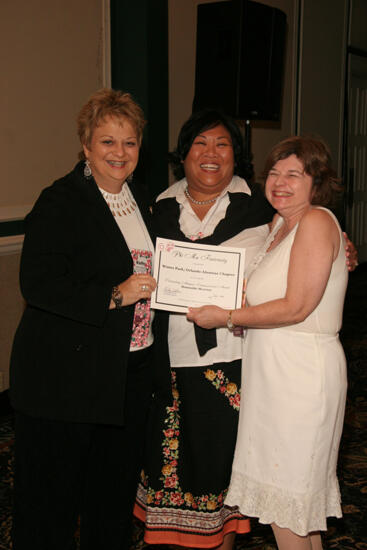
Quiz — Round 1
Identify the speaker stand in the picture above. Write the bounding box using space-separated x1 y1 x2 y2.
240 119 255 183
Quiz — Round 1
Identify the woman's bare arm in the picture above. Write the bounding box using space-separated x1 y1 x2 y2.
187 209 341 329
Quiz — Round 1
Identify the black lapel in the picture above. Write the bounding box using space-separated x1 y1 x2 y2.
153 187 274 245
72 164 133 270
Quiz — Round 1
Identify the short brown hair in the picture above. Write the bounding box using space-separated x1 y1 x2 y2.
77 88 146 155
263 136 343 207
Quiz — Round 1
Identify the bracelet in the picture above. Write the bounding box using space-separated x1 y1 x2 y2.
111 285 123 309
226 310 236 331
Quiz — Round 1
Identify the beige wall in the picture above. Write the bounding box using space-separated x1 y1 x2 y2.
0 0 109 218
298 0 348 173
168 0 296 181
0 0 108 391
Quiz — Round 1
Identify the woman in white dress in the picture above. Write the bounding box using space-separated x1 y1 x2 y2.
188 136 348 550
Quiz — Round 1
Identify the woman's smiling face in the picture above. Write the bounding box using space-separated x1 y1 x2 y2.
83 116 139 193
265 154 314 216
183 124 235 196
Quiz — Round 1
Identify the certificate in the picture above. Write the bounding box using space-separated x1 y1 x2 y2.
151 237 246 313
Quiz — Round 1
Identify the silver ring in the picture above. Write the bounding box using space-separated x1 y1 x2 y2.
141 284 148 292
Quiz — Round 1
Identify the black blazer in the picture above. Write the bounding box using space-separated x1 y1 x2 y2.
10 162 155 425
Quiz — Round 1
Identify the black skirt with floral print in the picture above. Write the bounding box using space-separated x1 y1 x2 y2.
134 359 250 548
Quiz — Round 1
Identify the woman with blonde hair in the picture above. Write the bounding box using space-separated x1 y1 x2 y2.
10 88 159 550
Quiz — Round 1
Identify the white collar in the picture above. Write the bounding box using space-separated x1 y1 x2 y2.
156 175 252 203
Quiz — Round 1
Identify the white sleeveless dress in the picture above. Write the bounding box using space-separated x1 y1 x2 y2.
225 208 348 536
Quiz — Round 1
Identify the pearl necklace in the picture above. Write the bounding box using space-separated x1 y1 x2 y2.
184 188 219 205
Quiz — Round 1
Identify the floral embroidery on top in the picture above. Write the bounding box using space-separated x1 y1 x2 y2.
188 231 205 241
204 369 241 411
130 249 153 348
141 371 227 511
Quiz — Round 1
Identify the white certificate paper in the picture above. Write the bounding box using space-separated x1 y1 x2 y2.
151 237 246 313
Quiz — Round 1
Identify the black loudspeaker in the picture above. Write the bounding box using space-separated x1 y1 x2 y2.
193 0 287 121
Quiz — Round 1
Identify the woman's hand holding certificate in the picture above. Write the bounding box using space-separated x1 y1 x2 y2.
151 237 245 313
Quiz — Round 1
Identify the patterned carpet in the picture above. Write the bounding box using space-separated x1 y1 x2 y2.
0 415 13 550
0 264 366 549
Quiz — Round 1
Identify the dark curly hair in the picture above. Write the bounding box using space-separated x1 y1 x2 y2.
262 135 343 207
169 109 249 181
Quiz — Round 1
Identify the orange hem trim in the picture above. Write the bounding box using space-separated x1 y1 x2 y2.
133 503 250 548
133 501 146 523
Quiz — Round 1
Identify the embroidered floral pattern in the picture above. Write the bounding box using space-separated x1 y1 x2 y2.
130 249 153 348
189 231 205 241
204 369 241 411
141 371 227 511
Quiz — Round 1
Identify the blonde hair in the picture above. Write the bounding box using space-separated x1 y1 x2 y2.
77 88 146 157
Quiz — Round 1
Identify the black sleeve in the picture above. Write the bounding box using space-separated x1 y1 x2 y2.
248 182 276 225
20 183 111 327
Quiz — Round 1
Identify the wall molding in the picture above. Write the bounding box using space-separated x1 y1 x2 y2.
0 235 24 256
0 205 32 223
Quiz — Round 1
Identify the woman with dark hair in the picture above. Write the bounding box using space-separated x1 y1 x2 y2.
134 109 275 549
189 136 349 550
168 108 253 182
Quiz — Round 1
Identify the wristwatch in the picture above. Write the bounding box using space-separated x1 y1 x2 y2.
111 285 123 309
226 310 235 331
